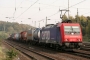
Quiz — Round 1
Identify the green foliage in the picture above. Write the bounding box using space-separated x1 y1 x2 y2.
0 21 35 39
6 49 18 60
83 36 90 42
62 15 68 20
0 31 9 40
1 15 90 42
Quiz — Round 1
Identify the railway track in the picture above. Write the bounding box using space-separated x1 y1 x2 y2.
69 49 90 59
4 39 90 60
4 41 55 60
80 42 90 51
4 40 65 60
83 42 90 47
64 42 90 59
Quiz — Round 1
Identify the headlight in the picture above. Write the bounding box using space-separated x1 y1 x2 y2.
65 39 68 41
78 39 81 41
71 32 74 35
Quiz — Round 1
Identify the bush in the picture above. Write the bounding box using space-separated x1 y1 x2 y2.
0 31 9 40
83 36 90 42
5 49 18 60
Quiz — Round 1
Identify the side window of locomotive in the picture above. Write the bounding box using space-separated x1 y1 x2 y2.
57 27 60 34
72 26 80 34
57 27 60 40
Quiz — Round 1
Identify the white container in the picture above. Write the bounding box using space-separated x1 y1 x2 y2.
27 29 34 40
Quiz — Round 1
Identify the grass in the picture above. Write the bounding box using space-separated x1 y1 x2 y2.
0 39 18 60
0 46 6 60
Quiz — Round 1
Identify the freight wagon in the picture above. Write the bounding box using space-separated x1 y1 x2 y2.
20 31 27 41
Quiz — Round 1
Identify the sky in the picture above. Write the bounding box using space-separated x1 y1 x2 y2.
0 0 90 28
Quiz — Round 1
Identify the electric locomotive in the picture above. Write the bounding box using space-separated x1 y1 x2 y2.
39 20 82 49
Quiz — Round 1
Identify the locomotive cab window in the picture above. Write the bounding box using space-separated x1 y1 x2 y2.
64 26 80 35
64 26 72 34
72 26 80 34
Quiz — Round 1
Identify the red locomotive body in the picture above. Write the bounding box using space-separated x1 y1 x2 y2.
59 23 82 48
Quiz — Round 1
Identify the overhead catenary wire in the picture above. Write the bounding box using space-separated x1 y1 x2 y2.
69 0 87 8
12 0 87 23
13 0 25 19
51 0 87 16
31 0 64 18
38 11 59 22
16 0 39 19
38 0 87 21
38 0 87 22
82 12 90 15
13 0 16 18
17 0 25 9
79 9 90 15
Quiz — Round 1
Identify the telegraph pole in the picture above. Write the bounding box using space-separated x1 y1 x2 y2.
35 21 36 27
4 23 5 32
76 8 78 23
68 0 69 19
39 22 40 28
46 17 47 27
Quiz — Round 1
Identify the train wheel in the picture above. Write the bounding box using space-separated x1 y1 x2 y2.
55 45 59 50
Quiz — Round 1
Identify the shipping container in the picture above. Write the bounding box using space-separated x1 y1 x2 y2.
27 29 34 40
14 33 20 40
20 31 27 41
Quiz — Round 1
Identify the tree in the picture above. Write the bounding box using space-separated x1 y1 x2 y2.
80 15 87 22
75 15 80 23
62 15 68 21
7 26 15 33
69 15 74 22
86 21 90 36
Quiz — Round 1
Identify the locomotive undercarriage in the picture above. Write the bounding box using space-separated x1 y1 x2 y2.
16 39 82 50
63 42 82 49
29 41 82 50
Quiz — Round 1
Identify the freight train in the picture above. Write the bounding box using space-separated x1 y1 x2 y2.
8 20 82 50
